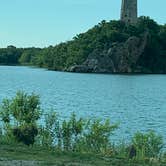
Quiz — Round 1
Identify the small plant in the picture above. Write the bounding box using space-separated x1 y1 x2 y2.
114 142 129 159
131 131 164 160
37 112 60 148
61 113 84 151
82 119 117 153
37 112 117 153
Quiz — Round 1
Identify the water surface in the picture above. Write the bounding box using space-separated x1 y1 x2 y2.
0 66 166 142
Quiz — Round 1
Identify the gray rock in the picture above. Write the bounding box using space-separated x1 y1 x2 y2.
68 65 93 73
68 32 148 73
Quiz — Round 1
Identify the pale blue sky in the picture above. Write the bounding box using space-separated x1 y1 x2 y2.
0 0 165 48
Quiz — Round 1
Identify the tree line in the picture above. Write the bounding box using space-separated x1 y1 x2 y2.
0 16 166 72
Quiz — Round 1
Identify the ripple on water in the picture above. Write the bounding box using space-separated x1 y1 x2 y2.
0 66 166 143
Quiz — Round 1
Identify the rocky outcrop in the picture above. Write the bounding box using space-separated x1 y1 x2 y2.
68 32 148 73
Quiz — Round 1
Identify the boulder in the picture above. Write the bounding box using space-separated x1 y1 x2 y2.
68 32 148 73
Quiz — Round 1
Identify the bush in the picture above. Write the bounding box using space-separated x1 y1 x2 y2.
131 131 164 159
0 91 41 145
38 112 86 151
37 112 117 153
81 119 117 153
13 124 38 146
37 112 60 148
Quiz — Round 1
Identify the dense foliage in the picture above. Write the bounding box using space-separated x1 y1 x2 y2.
0 46 41 65
0 91 41 145
0 46 23 65
0 17 166 72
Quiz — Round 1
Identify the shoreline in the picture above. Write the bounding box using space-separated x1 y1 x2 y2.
1 64 166 75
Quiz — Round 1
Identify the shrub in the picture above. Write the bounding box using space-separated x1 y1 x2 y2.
81 119 117 153
13 124 38 146
37 112 60 148
37 112 117 153
0 91 41 145
37 112 85 151
131 131 164 159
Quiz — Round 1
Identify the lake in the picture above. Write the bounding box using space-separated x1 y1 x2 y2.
0 65 166 143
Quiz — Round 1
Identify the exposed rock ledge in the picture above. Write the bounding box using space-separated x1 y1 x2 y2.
68 32 148 73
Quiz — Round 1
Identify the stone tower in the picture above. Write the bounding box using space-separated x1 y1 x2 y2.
121 0 137 24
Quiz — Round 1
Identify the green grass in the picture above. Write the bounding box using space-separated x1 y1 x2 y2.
0 144 166 166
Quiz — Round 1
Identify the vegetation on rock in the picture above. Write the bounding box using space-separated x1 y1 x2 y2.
0 17 166 73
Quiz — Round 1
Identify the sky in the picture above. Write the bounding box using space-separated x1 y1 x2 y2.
0 0 165 48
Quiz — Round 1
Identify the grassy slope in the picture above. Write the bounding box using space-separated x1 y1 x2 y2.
0 144 165 166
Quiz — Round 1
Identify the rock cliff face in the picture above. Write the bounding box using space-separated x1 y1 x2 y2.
68 32 148 73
